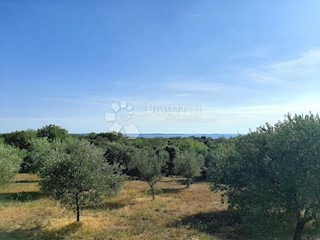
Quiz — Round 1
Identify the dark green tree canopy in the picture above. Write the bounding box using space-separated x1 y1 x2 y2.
3 130 37 150
37 124 68 141
163 145 179 176
88 132 124 147
103 141 138 176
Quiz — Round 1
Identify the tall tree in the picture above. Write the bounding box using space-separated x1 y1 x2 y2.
209 113 320 240
174 150 204 188
40 139 125 222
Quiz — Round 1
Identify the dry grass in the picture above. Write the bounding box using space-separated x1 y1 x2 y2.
0 174 238 240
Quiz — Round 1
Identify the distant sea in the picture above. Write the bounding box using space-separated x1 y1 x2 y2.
125 133 239 139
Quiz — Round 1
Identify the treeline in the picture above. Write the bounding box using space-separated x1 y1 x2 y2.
0 124 226 181
0 124 223 222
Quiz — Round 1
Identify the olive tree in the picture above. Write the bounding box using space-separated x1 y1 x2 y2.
0 143 21 187
132 148 168 200
174 150 204 188
40 139 125 222
209 113 320 240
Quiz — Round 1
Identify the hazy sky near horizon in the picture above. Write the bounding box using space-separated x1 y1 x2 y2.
1 0 320 134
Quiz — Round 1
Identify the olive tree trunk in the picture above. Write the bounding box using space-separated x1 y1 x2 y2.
186 177 191 188
293 220 305 240
151 185 155 200
76 194 81 222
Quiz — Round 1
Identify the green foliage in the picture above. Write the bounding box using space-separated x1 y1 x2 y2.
125 138 168 152
204 140 237 179
163 145 179 176
39 139 125 221
28 138 69 174
37 124 69 141
87 132 125 147
132 148 168 199
103 141 138 176
2 129 67 173
174 150 204 187
3 130 37 150
0 143 22 187
174 138 208 154
209 113 320 239
2 130 38 173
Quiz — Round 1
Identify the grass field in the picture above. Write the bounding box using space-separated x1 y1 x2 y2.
0 174 244 240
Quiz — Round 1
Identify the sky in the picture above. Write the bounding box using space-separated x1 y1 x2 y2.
1 0 320 134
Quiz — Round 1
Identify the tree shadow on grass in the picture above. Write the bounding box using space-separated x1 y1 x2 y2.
96 200 126 210
0 222 81 240
192 176 207 183
160 187 186 194
0 191 44 202
175 176 206 186
175 179 188 186
41 222 81 240
15 179 40 183
0 227 39 240
81 199 126 211
170 210 245 240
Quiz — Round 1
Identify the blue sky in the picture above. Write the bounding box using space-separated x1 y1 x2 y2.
1 0 320 134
